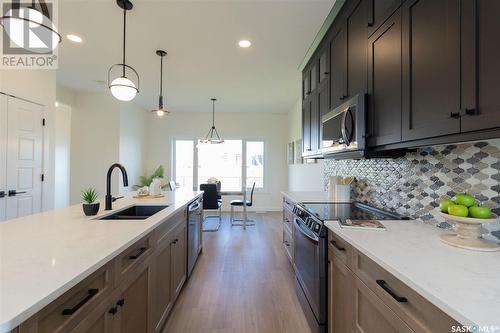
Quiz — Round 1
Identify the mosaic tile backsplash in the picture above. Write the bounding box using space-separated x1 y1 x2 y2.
324 139 500 240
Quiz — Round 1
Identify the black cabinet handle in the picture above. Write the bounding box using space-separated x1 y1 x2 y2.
450 112 461 119
108 306 118 315
8 190 26 197
367 22 374 27
324 72 329 75
376 280 408 303
128 247 147 260
283 241 290 246
0 191 5 198
339 95 347 101
464 108 477 116
330 240 345 251
62 288 99 316
116 298 125 307
172 238 179 245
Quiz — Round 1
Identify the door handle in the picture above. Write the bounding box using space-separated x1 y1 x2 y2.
8 190 27 197
450 112 461 119
0 191 5 198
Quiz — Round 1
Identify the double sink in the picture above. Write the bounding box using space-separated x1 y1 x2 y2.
97 205 169 220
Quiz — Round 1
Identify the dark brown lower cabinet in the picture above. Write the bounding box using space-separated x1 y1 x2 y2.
401 0 461 141
328 248 355 333
117 265 150 333
171 222 187 300
367 8 402 146
69 297 119 333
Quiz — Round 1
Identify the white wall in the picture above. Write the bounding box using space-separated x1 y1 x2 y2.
287 98 325 191
119 102 148 193
0 69 57 211
146 111 288 212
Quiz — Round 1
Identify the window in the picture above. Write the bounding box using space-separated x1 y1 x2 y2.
173 139 265 192
174 140 194 190
198 140 242 192
246 141 264 189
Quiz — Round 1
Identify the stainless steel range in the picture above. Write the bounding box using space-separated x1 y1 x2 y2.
292 202 408 333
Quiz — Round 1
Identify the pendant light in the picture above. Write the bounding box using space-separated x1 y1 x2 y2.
108 0 139 102
200 98 224 144
0 0 61 52
152 50 169 117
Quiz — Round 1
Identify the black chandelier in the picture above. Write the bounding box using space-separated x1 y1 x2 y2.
200 98 224 144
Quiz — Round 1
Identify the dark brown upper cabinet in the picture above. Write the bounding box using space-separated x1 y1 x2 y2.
319 47 330 85
460 0 500 132
401 0 461 141
345 0 369 99
367 0 402 37
329 24 346 110
310 89 320 154
302 69 311 100
367 8 402 147
302 99 312 154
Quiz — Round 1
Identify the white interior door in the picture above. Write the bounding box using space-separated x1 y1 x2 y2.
54 102 71 209
5 96 43 220
0 95 7 221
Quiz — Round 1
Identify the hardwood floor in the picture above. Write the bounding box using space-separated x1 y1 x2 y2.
162 212 312 333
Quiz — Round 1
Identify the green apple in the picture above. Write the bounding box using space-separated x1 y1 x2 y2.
452 193 476 207
439 199 454 213
448 204 469 217
469 205 492 219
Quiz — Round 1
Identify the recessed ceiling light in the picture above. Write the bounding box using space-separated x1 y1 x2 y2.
66 34 83 43
238 40 251 48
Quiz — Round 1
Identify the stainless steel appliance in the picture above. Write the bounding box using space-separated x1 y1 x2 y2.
321 94 366 159
292 201 408 333
187 197 203 277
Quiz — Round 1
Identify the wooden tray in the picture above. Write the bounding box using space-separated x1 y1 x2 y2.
132 194 165 199
439 212 500 252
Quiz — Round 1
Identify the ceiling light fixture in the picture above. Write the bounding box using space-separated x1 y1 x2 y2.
0 0 62 53
152 50 169 117
66 34 83 43
200 98 224 144
238 40 251 48
108 0 139 102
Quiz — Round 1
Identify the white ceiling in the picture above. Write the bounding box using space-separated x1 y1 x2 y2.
57 0 334 113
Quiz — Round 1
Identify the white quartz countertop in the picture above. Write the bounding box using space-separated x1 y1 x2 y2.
281 191 332 203
324 220 500 328
0 190 202 333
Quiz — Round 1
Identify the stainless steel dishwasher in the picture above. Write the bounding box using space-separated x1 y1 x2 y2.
187 197 203 277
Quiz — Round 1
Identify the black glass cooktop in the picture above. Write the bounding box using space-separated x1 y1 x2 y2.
301 202 407 221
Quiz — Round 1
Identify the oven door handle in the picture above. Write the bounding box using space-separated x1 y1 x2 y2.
294 219 319 244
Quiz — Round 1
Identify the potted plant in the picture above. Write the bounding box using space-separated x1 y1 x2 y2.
82 188 99 216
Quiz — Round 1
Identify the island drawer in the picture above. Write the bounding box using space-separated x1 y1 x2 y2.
283 205 294 232
19 261 114 333
115 234 153 284
283 196 295 211
352 249 459 333
328 230 353 268
153 209 186 247
283 225 293 264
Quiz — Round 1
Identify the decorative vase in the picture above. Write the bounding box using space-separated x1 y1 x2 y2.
83 202 100 216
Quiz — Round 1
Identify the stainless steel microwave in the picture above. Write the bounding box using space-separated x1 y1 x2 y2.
321 94 366 159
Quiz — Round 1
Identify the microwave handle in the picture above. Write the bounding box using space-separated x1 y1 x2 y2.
341 107 351 146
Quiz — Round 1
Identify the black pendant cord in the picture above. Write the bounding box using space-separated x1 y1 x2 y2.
212 100 215 127
122 8 126 77
159 55 163 108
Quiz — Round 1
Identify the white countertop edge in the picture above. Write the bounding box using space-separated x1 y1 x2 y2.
324 220 475 327
0 192 202 332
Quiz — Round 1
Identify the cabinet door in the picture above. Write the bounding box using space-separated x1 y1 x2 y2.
69 299 118 333
319 47 330 85
461 0 500 132
311 62 318 93
310 90 320 154
328 250 355 333
171 222 187 299
302 100 312 155
401 0 461 141
367 9 402 146
354 277 414 333
367 0 402 36
150 236 173 332
329 25 346 110
346 0 369 99
303 70 311 100
118 266 150 333
318 82 330 151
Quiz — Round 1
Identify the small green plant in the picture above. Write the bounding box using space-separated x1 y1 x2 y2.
138 165 165 187
82 188 98 204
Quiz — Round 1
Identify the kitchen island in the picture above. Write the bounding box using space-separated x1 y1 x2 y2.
0 190 202 333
